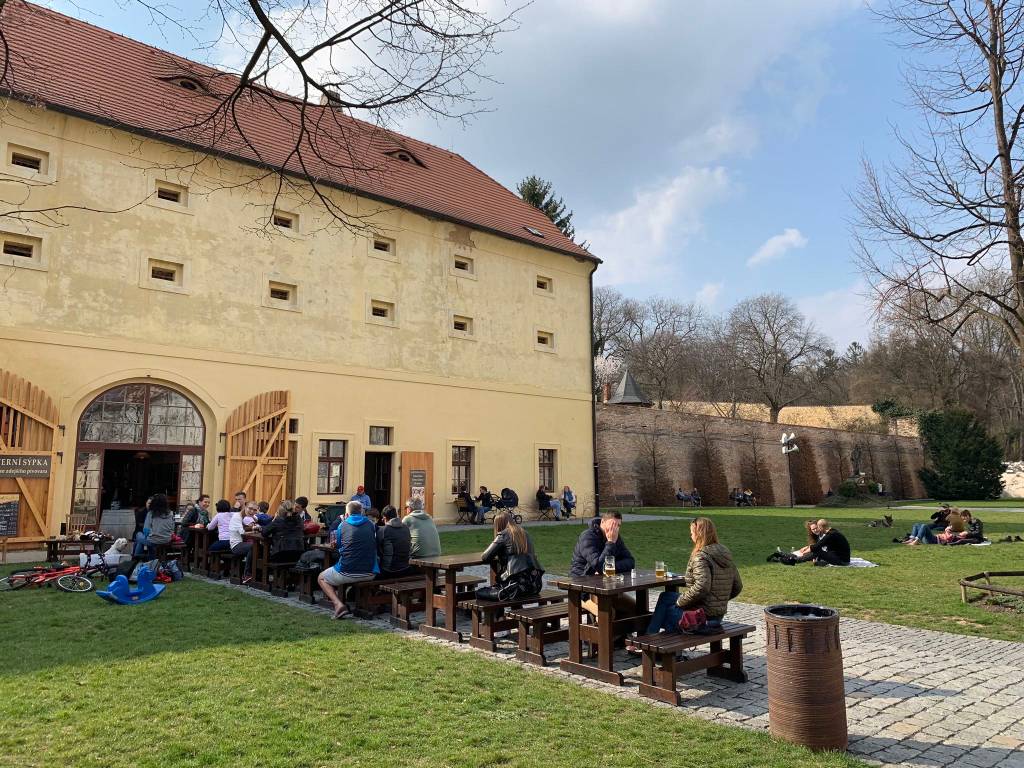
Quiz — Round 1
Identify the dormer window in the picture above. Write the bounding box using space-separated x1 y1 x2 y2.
160 75 206 94
385 149 425 168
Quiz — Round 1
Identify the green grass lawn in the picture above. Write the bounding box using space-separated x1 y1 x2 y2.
441 505 1024 642
0 576 863 768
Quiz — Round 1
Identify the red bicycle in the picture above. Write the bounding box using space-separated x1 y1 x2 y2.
0 559 115 593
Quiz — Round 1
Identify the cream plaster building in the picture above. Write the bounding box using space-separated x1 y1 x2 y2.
0 2 597 546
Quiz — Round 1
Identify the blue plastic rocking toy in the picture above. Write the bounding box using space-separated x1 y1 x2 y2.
97 565 165 605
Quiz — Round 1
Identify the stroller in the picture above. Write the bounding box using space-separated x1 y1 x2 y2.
491 488 523 525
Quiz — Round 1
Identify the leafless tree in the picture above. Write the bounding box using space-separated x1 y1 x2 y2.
726 293 835 423
678 317 747 418
592 285 637 358
620 298 704 409
856 0 1024 359
0 0 516 230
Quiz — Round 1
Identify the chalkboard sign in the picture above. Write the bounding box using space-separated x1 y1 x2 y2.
409 470 426 489
0 494 19 538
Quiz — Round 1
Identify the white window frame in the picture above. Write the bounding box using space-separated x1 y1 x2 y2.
366 294 398 327
139 255 190 295
0 229 47 272
367 234 399 263
262 273 302 313
534 274 555 297
534 327 556 353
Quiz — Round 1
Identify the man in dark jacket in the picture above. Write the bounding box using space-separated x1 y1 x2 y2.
786 519 850 566
377 507 415 577
569 512 638 615
318 501 379 618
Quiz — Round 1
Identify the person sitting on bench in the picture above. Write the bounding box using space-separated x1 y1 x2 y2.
318 500 379 619
403 498 441 558
569 512 639 617
783 519 850 566
536 486 563 520
631 517 742 648
134 493 175 557
206 499 233 553
477 511 544 599
377 506 415 578
261 499 305 564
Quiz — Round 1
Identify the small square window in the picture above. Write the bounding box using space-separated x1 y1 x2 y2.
265 279 300 311
451 314 475 339
1 231 46 271
273 210 297 230
368 234 398 262
369 426 392 446
142 257 187 293
454 255 474 273
7 145 49 175
371 303 390 318
535 275 554 296
367 297 397 326
155 181 187 205
536 330 555 352
288 417 301 434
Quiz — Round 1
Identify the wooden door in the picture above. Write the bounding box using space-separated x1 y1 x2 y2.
0 370 58 545
399 451 433 516
224 391 290 509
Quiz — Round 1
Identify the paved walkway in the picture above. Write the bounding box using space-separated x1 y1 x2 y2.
197 570 1024 768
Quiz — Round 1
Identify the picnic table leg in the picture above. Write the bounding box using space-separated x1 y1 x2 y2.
706 635 749 683
597 595 616 674
254 539 270 591
560 592 625 685
444 568 459 633
419 566 463 643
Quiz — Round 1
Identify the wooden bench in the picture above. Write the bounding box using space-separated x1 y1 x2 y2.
611 493 643 510
634 622 755 705
293 567 319 604
383 574 486 629
267 559 300 597
507 602 571 666
350 574 425 618
466 589 565 651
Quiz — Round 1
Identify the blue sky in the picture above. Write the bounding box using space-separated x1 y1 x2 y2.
41 0 911 350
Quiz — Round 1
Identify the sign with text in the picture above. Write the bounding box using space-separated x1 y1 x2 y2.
409 469 426 503
0 455 51 478
0 494 19 537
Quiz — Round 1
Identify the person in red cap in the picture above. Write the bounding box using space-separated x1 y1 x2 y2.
350 485 372 510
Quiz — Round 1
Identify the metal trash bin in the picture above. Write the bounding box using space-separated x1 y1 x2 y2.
764 604 848 752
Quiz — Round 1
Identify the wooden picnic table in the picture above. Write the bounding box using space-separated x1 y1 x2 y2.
410 553 499 643
553 569 687 686
45 536 109 563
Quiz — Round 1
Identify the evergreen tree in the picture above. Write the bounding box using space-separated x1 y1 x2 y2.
917 410 1005 500
517 175 577 240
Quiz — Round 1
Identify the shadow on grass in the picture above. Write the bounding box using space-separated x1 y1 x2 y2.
0 576 369 677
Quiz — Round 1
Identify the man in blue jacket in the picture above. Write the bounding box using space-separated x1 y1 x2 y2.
569 511 638 617
318 500 379 619
350 485 373 510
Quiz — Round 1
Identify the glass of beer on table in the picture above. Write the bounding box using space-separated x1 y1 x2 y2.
655 560 666 578
603 555 616 578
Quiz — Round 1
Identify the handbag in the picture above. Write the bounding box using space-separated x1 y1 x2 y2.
475 568 544 601
677 607 706 633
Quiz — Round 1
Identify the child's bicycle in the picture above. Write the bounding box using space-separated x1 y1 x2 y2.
0 558 116 593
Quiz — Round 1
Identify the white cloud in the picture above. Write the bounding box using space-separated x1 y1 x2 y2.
584 167 731 286
696 281 723 307
797 281 875 351
747 228 808 267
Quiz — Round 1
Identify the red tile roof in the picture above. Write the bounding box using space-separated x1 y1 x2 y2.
2 1 596 262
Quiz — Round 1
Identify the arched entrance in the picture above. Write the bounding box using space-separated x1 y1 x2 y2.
72 383 206 528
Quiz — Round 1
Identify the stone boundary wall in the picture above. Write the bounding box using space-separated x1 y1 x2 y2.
596 404 926 506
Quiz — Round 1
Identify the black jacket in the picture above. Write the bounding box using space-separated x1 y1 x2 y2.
377 519 412 573
810 528 851 564
261 515 305 556
569 518 635 576
481 529 543 583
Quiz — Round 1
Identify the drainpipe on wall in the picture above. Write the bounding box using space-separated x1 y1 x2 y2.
588 262 600 515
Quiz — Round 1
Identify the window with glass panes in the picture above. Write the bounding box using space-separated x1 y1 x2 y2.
317 439 347 495
451 445 473 494
538 449 556 492
369 426 392 446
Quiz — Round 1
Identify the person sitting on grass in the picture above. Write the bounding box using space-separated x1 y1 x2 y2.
783 519 851 566
478 511 544 599
318 500 379 619
629 517 742 651
942 510 984 546
569 511 639 617
261 499 305 564
377 506 415 578
536 485 563 520
931 503 952 530
403 498 441 558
